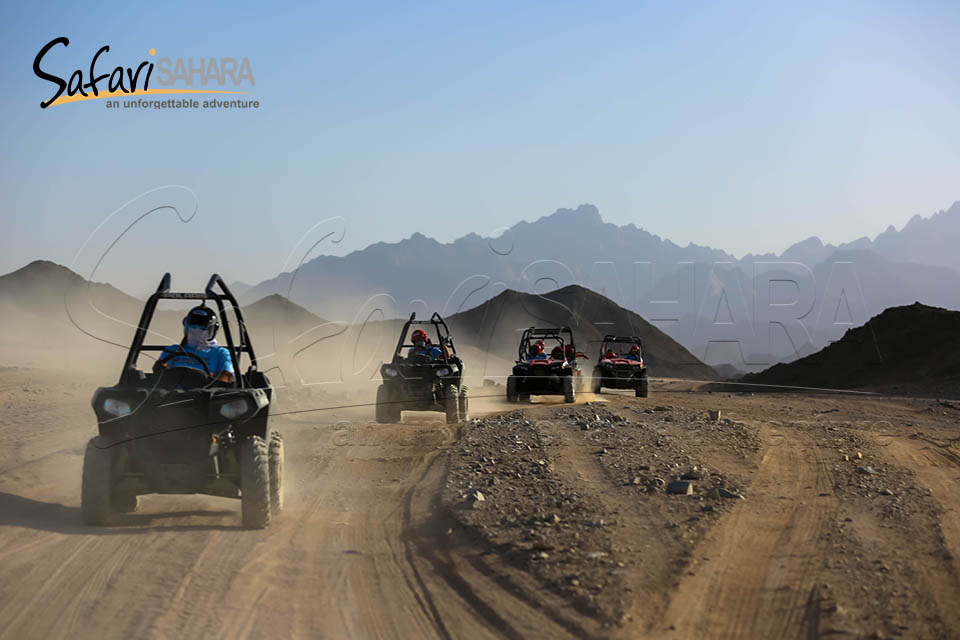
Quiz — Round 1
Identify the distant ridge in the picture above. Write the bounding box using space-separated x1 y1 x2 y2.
0 261 329 371
741 302 960 396
447 284 719 380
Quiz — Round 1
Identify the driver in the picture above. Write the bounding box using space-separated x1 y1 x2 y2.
153 306 235 383
408 329 443 359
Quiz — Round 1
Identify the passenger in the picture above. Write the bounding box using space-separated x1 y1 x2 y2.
550 345 564 360
153 306 235 383
408 329 443 359
564 344 576 361
603 349 616 360
525 341 547 361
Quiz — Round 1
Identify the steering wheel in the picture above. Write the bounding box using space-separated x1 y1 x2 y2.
158 346 213 378
409 352 432 364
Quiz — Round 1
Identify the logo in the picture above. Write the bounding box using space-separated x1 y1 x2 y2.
32 37 258 110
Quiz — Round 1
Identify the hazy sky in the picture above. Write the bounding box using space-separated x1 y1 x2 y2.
1 1 958 294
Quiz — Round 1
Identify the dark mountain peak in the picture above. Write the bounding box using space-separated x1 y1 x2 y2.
744 302 960 394
4 259 79 281
447 283 718 380
246 292 297 308
244 292 328 325
0 260 118 294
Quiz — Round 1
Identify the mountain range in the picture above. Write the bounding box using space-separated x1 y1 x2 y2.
237 201 960 370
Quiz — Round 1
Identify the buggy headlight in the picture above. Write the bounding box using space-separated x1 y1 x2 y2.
218 399 250 419
103 398 132 417
435 366 452 377
383 366 399 377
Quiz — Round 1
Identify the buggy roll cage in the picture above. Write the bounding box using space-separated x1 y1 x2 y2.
392 312 457 362
119 273 257 388
599 335 643 358
517 326 575 361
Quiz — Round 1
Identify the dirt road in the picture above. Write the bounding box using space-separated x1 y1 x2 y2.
1 368 960 639
0 369 580 639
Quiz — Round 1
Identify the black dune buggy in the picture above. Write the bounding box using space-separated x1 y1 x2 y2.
82 273 282 529
376 312 468 424
591 335 650 398
506 326 586 403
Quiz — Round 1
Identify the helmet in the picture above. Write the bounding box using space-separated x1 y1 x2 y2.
183 306 219 341
565 344 575 359
529 342 543 355
550 346 564 359
630 344 641 354
604 350 615 359
411 329 427 345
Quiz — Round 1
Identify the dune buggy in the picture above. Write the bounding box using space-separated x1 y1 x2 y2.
376 312 467 424
82 273 282 529
591 335 649 397
506 326 586 403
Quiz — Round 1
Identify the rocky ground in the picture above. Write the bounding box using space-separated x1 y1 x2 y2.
443 389 960 638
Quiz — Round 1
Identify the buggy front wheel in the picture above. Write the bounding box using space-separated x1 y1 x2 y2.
636 374 649 398
240 435 271 529
506 376 519 403
376 384 401 423
458 386 469 420
445 385 461 424
563 375 576 403
269 431 284 516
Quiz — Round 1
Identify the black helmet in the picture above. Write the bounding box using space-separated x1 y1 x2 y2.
183 305 219 341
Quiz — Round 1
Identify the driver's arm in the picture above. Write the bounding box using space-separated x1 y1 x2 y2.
152 348 172 373
215 347 236 384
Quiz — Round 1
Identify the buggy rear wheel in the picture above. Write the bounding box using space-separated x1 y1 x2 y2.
458 386 469 420
269 431 284 516
81 437 113 525
445 385 460 424
506 376 519 403
376 384 401 423
563 376 576 403
240 435 271 529
591 368 602 394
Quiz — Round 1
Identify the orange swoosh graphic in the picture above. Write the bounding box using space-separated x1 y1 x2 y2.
49 88 249 107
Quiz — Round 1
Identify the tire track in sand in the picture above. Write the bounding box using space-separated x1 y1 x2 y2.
655 424 837 639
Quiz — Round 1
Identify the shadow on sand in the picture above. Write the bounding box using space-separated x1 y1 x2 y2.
0 492 244 534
